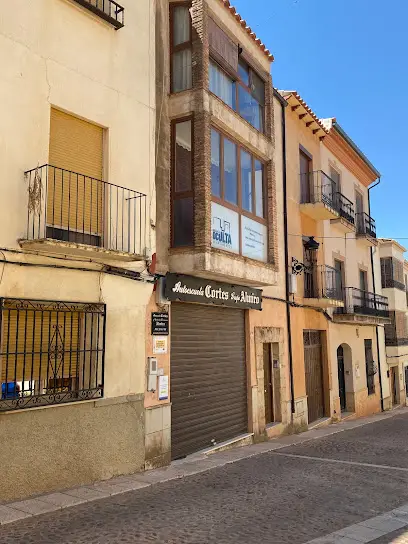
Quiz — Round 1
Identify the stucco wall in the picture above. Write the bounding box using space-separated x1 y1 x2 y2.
0 0 155 252
0 394 145 502
0 0 155 499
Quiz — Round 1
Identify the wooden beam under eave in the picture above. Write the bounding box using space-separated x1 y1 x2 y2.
299 113 307 120
306 121 314 127
313 129 319 135
291 105 300 111
320 136 325 141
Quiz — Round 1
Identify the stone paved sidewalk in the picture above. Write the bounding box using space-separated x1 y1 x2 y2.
0 406 407 529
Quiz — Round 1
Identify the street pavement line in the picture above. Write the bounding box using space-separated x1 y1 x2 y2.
273 452 408 473
305 503 408 543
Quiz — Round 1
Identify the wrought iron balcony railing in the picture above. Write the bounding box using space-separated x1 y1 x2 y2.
385 336 408 347
356 212 376 238
339 287 389 318
72 0 124 29
304 264 344 301
25 165 146 256
336 192 355 225
300 171 337 210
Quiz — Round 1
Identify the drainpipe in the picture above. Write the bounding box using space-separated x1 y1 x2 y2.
368 178 384 411
274 89 295 415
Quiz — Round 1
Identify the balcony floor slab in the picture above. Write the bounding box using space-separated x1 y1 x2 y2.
19 239 145 262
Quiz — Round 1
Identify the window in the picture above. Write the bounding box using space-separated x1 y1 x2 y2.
208 56 265 133
209 62 236 110
170 4 192 93
0 298 105 412
237 59 264 132
224 138 238 205
211 128 267 262
364 339 375 396
172 119 194 247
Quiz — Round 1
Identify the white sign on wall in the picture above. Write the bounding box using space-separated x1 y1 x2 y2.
241 216 267 262
211 202 239 254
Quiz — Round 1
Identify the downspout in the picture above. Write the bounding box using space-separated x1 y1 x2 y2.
274 89 295 415
368 178 384 411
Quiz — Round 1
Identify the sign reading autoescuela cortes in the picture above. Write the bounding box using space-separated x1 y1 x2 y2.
164 273 262 310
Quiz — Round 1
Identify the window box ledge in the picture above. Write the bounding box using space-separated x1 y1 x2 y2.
168 248 278 287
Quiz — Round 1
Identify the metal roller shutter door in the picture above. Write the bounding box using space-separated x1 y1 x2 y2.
171 303 247 460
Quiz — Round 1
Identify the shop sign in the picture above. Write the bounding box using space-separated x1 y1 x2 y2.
165 273 262 310
211 202 239 254
241 216 268 262
151 312 169 336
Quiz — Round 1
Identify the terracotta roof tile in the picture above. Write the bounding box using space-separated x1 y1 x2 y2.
218 0 274 62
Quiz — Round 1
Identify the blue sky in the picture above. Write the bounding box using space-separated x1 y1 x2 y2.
232 0 407 242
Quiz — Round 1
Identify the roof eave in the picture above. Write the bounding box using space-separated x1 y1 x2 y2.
333 122 381 179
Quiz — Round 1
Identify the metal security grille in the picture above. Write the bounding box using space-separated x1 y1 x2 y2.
304 330 324 424
0 298 106 412
171 303 247 460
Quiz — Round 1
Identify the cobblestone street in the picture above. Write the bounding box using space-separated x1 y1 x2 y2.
2 410 408 543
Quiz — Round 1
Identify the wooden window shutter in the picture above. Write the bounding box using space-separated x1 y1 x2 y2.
208 18 238 73
48 109 104 237
1 310 80 383
381 257 392 288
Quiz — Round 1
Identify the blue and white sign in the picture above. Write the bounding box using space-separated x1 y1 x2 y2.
211 202 239 254
241 216 268 262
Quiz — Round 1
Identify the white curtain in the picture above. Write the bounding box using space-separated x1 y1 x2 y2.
173 6 190 45
210 63 235 109
172 50 192 92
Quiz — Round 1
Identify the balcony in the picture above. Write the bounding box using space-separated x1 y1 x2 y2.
303 265 344 308
300 171 340 220
356 212 377 245
72 0 124 29
22 165 146 261
331 192 355 232
333 287 390 325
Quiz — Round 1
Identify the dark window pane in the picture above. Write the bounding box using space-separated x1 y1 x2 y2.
241 150 252 212
251 70 265 105
172 49 192 92
238 59 249 86
255 160 264 217
238 85 262 131
211 129 221 197
209 62 236 110
173 6 190 46
173 197 193 247
175 121 192 193
224 138 237 205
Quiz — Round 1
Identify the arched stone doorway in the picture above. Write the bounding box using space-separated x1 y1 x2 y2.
337 344 353 412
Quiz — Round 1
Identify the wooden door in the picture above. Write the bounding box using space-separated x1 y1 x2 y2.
299 150 312 203
391 367 398 405
263 343 273 424
337 345 346 411
304 330 324 424
356 192 364 231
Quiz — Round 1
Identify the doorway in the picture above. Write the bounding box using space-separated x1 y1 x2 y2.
390 367 399 406
337 345 346 411
299 149 312 203
304 330 324 424
263 343 281 425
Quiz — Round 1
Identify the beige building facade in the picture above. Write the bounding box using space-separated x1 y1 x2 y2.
379 239 408 407
280 91 389 425
0 0 155 501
